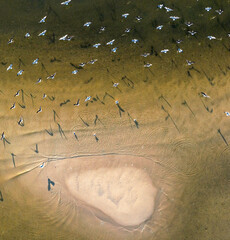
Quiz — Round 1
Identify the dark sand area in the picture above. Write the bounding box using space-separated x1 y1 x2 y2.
0 0 230 239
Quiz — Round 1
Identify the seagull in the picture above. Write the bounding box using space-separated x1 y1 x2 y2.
165 7 173 12
185 21 193 27
79 63 86 67
1 132 5 140
169 16 180 21
158 4 164 9
39 16 47 23
83 22 92 27
42 94 47 99
61 0 71 5
10 103 15 110
200 92 210 98
88 59 97 64
66 35 74 41
188 30 197 36
134 119 139 128
125 28 131 33
59 34 73 41
85 96 91 102
47 73 56 79
93 133 99 142
161 49 169 53
40 162 45 168
224 112 230 117
205 7 212 12
131 39 139 43
106 39 115 45
99 26 106 32
36 106 42 113
25 33 30 38
36 78 42 83
176 39 183 44
93 43 101 48
38 30 47 36
7 64 13 71
8 38 14 44
135 16 142 21
59 34 68 40
156 25 163 30
74 99 80 106
32 58 39 65
111 47 118 53
141 53 150 57
186 60 195 65
18 117 24 127
215 9 223 15
72 69 78 74
122 13 129 18
14 90 20 97
144 63 152 68
17 70 24 76
207 36 216 40
113 83 119 87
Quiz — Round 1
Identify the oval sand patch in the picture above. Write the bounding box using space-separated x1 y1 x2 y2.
65 167 157 226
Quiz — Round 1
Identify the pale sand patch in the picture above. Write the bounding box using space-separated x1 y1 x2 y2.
65 167 157 227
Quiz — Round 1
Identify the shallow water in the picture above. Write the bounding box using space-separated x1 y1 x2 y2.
0 0 230 239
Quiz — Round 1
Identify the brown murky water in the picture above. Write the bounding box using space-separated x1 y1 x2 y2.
0 0 230 239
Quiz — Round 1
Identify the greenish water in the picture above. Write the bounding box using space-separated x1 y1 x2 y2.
0 0 230 239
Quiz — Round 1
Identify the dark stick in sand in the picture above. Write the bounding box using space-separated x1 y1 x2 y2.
60 99 70 107
41 62 49 75
79 116 89 127
11 153 16 167
182 100 195 117
161 105 180 133
159 95 172 108
94 115 98 125
127 113 133 128
103 92 114 101
94 115 103 126
200 98 213 113
217 129 228 146
19 58 25 68
48 178 55 191
57 123 67 139
34 144 39 154
53 110 60 122
45 126 54 136
18 103 26 109
0 191 3 201
202 70 215 86
21 89 25 104
48 96 55 101
30 93 36 106
96 95 105 105
121 76 134 89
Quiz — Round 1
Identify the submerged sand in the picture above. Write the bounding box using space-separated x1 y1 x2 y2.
66 167 157 226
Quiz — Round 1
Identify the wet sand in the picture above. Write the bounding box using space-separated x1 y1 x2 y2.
0 0 230 240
